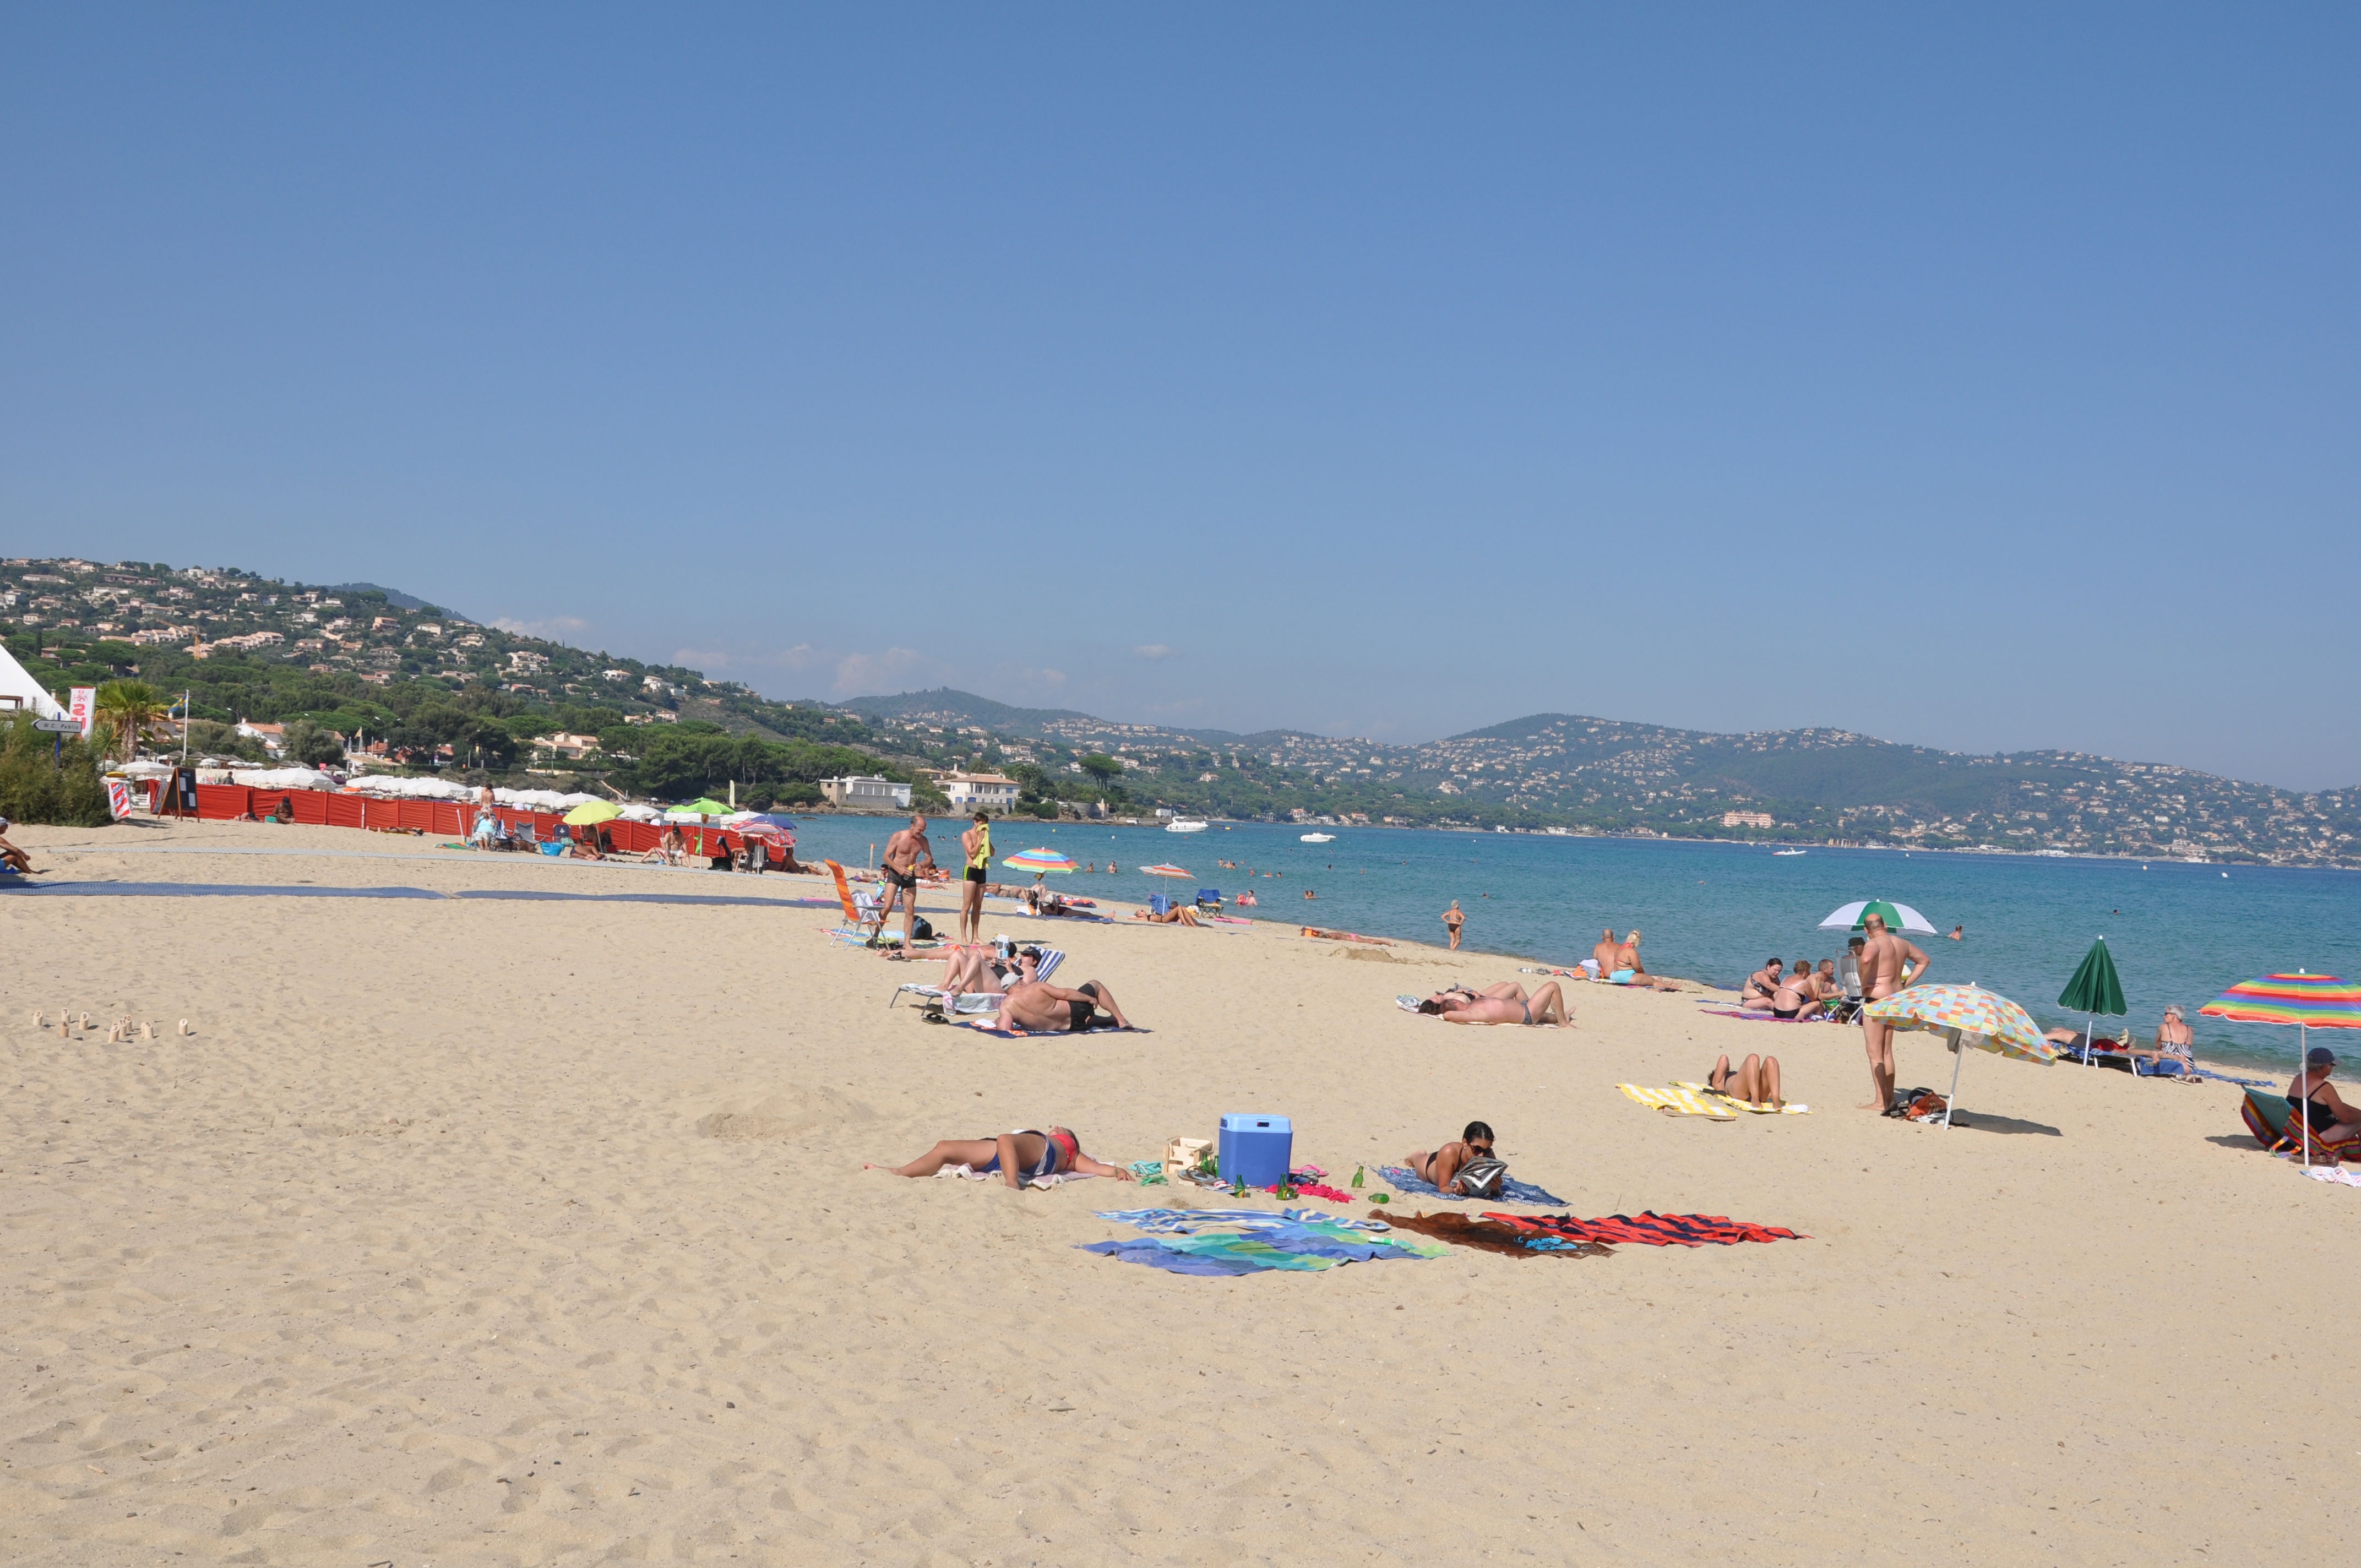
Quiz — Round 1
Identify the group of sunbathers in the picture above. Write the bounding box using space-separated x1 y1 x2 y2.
915 943 1133 1034
1739 956 1843 1019
1587 928 1684 990
874 1117 1514 1194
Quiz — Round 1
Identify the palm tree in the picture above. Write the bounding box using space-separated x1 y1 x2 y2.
93 680 164 762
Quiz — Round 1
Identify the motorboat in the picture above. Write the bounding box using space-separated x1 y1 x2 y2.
1772 848 1806 857
1165 818 1208 834
1299 832 1335 843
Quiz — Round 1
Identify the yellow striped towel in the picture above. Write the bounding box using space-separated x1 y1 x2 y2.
1618 1083 1734 1118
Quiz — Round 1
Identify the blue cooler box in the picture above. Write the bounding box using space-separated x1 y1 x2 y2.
1218 1114 1293 1188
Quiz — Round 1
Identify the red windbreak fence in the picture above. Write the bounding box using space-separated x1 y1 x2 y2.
166 787 781 863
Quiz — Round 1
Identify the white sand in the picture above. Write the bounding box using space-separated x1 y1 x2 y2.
1 818 2345 1564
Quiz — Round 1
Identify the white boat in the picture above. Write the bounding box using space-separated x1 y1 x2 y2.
1299 832 1335 843
1772 849 1807 857
1165 818 1208 834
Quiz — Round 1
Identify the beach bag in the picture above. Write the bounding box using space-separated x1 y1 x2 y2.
911 916 934 940
1454 1157 1508 1197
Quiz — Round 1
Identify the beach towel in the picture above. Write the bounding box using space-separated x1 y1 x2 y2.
1078 1207 1445 1276
2299 1164 2361 1188
1618 1084 1736 1119
1375 1164 1569 1207
1482 1211 1808 1248
1380 1210 1615 1259
961 1021 1148 1038
1674 1081 1811 1114
932 1163 1092 1190
1695 1008 1828 1024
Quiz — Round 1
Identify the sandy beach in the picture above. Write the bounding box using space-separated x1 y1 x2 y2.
2 818 2347 1566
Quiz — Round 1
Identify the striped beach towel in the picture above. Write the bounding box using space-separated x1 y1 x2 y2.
1674 1081 1811 1114
1618 1084 1734 1118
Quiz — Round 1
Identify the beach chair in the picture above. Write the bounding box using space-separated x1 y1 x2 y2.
825 860 886 933
889 949 1065 1011
2240 1088 2361 1164
1196 888 1221 908
1148 892 1171 917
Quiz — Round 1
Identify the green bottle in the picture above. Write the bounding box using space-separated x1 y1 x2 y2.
1351 1164 1365 1189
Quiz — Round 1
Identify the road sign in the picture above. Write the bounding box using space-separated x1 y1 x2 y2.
32 717 83 733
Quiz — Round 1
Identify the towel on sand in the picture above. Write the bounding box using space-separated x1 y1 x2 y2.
1078 1207 1444 1276
1618 1084 1735 1119
1376 1164 1569 1207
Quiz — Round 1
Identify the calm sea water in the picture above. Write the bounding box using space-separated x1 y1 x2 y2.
784 816 2361 1075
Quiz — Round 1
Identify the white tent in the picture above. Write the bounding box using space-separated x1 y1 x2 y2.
231 767 340 791
0 644 67 721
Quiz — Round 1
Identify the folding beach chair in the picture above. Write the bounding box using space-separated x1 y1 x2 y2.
2242 1088 2361 1164
1148 893 1171 917
825 860 886 935
1195 888 1221 908
889 949 1065 1011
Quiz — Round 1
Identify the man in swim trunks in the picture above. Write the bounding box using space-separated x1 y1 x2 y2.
957 810 992 944
997 973 1133 1033
1405 1120 1497 1194
876 813 937 949
866 1125 1139 1189
1858 912 1932 1111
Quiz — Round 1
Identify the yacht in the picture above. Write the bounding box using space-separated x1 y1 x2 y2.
1772 848 1807 857
1299 831 1335 843
1165 818 1208 834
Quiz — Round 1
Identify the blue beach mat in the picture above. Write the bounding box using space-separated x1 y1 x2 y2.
1378 1164 1570 1207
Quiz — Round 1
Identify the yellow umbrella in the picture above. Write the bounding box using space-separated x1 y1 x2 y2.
564 800 623 826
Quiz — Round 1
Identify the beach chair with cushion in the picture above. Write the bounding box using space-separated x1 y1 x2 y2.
1196 888 1221 908
889 949 1065 1011
2240 1088 2361 1164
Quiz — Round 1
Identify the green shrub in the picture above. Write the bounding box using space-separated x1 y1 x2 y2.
0 715 112 826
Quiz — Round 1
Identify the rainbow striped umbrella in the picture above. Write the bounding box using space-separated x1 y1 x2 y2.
1862 983 2055 1129
1139 863 1193 879
2201 973 2361 1168
1002 847 1075 875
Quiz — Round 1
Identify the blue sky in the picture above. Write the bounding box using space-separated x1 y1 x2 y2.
4 7 2355 788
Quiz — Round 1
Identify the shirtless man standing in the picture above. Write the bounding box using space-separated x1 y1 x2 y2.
996 974 1132 1034
957 810 992 945
1858 912 1932 1110
876 814 937 949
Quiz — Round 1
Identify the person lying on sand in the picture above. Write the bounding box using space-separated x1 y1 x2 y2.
1406 1120 1498 1195
995 975 1133 1033
1416 982 1572 1026
866 1126 1139 1189
1131 904 1202 925
1707 1052 1785 1107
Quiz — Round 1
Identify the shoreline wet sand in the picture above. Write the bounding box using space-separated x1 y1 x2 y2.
2 819 2343 1564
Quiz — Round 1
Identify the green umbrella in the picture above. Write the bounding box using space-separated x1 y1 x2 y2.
2057 937 2128 1066
672 797 731 818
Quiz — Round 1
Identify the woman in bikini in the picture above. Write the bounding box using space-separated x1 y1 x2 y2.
1416 982 1573 1026
1707 1052 1785 1107
1405 1121 1496 1194
866 1126 1140 1189
1769 960 1822 1020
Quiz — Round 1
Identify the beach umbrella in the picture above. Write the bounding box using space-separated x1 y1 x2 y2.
1861 983 2057 1129
2200 973 2361 1168
676 797 731 817
563 799 622 826
1003 848 1075 876
2058 937 2129 1067
1819 899 1938 937
1139 863 1193 879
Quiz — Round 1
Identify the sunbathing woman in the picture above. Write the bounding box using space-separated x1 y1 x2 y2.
1707 1052 1785 1107
932 944 1038 1000
1132 903 1203 925
865 1126 1139 1189
2287 1046 2360 1147
1405 1120 1497 1195
1417 981 1572 1026
1769 961 1822 1020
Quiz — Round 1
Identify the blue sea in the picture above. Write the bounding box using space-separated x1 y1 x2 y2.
784 816 2361 1076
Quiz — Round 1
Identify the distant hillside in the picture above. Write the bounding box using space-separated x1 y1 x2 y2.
838 691 2360 865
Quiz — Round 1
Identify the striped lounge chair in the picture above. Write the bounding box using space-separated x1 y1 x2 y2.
2240 1088 2361 1164
889 949 1065 1014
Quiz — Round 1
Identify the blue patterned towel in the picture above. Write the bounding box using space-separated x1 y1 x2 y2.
1378 1164 1568 1207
